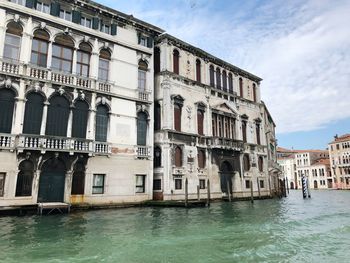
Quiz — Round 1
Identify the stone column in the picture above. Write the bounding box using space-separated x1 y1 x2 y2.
72 48 78 75
20 17 33 64
47 40 53 69
88 93 97 140
64 170 73 203
40 101 49 135
12 81 26 134
161 78 172 129
0 9 6 54
67 107 73 137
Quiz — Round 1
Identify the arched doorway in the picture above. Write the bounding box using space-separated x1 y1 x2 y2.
38 158 66 202
220 161 233 194
314 180 318 189
290 181 294 190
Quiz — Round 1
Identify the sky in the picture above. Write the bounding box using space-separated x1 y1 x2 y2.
98 0 350 150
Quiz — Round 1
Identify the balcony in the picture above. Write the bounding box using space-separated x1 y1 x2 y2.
135 146 151 158
138 90 152 102
211 137 244 151
0 134 16 151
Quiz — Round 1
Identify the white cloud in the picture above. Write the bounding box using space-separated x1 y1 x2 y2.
102 0 350 134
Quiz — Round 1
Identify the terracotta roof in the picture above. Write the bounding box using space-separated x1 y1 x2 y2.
329 134 350 144
312 158 330 166
277 147 296 153
294 149 328 153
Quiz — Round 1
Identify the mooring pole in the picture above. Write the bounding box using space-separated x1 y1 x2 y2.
257 177 261 199
268 176 272 197
286 177 290 195
250 180 254 203
226 179 231 202
185 178 188 207
302 175 307 198
197 185 200 201
307 176 311 198
207 179 210 206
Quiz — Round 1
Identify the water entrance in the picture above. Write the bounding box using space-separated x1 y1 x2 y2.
38 158 66 202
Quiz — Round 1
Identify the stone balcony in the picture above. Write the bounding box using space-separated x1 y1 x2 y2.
0 59 152 103
210 137 244 151
0 133 112 155
135 145 151 159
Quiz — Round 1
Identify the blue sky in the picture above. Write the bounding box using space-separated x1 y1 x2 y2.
98 0 350 150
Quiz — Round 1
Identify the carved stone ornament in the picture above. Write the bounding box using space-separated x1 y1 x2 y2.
34 82 41 92
101 97 106 105
25 152 31 160
58 86 65 96
40 22 46 30
84 36 89 43
79 91 85 100
14 14 20 23
5 78 12 88
64 28 72 35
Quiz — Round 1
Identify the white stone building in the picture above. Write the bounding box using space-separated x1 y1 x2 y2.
0 0 163 208
153 34 280 201
328 134 350 189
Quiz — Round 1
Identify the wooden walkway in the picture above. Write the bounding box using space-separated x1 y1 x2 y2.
37 202 71 215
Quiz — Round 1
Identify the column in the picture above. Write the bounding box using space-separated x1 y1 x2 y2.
0 9 6 57
72 48 78 75
87 93 96 140
21 17 33 64
67 107 73 137
47 40 53 69
12 81 26 134
162 79 172 129
40 101 49 135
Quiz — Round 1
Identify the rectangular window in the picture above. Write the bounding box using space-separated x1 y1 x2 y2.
259 180 264 189
98 58 109 81
245 180 250 189
175 179 182 190
336 144 340 150
76 51 90 77
140 36 147 47
92 174 105 194
0 173 5 197
60 10 72 21
4 34 21 61
136 175 146 193
31 38 48 67
199 179 206 189
36 2 50 13
81 17 92 28
153 179 161 191
10 0 25 5
100 23 110 34
51 44 73 73
138 70 146 90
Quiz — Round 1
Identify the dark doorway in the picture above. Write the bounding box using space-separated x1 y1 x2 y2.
71 160 86 195
314 180 318 189
220 161 233 194
38 158 66 202
290 181 294 190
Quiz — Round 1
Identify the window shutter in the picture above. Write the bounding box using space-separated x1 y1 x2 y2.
50 2 60 17
110 24 117 36
26 0 37 9
92 17 100 29
72 10 82 24
137 32 141 44
147 37 153 48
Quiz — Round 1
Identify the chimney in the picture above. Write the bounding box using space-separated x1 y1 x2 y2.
334 134 338 139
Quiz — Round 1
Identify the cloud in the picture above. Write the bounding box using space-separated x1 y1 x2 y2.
100 0 350 134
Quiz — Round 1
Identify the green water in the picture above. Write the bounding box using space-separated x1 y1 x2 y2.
1 190 350 263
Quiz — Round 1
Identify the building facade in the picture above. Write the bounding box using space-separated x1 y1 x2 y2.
153 34 280 201
0 0 163 207
329 134 350 189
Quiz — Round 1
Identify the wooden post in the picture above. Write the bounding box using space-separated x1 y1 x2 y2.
206 179 210 206
268 176 272 197
257 177 261 199
286 177 290 195
185 178 188 207
250 180 254 203
226 179 231 202
197 185 200 201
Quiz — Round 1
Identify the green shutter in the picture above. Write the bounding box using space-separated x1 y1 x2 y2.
26 0 37 9
137 32 141 44
50 2 60 17
147 37 153 48
92 17 100 30
111 24 117 36
72 10 82 24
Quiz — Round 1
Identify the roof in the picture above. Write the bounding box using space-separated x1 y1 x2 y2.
329 134 350 144
277 147 296 153
312 158 330 166
277 147 328 154
155 33 262 83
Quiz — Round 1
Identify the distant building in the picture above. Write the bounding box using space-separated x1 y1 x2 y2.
328 134 350 189
277 148 332 189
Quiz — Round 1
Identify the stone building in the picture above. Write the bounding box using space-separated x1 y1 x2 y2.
0 0 163 207
329 134 350 189
153 34 280 201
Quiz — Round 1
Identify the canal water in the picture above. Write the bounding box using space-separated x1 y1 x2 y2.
1 190 350 263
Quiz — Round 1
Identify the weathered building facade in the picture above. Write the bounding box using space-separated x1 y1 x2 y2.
153 34 280 201
0 0 163 208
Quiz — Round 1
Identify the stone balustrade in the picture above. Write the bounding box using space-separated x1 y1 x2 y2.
211 137 244 151
0 134 15 150
135 145 151 158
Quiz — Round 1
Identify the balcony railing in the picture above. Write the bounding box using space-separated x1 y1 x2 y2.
138 90 151 102
211 137 244 151
94 142 111 154
0 59 21 75
135 146 151 158
0 134 15 150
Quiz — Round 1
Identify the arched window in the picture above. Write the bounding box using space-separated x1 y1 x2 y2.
253 83 257 102
4 21 22 61
71 159 85 195
209 65 215 87
196 59 201 83
258 156 263 172
31 29 49 67
72 100 89 138
175 146 182 167
0 89 16 133
228 73 233 94
198 149 206 169
174 103 182 132
242 120 247 143
98 49 111 81
222 70 227 92
95 104 109 142
76 42 91 77
51 35 74 73
173 49 179 74
154 47 160 73
138 60 148 91
137 112 148 146
154 146 161 167
239 78 243 97
256 123 261 145
45 95 70 136
15 160 34 197
197 109 204 135
243 154 250 171
154 102 161 130
216 68 221 89
23 92 44 134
